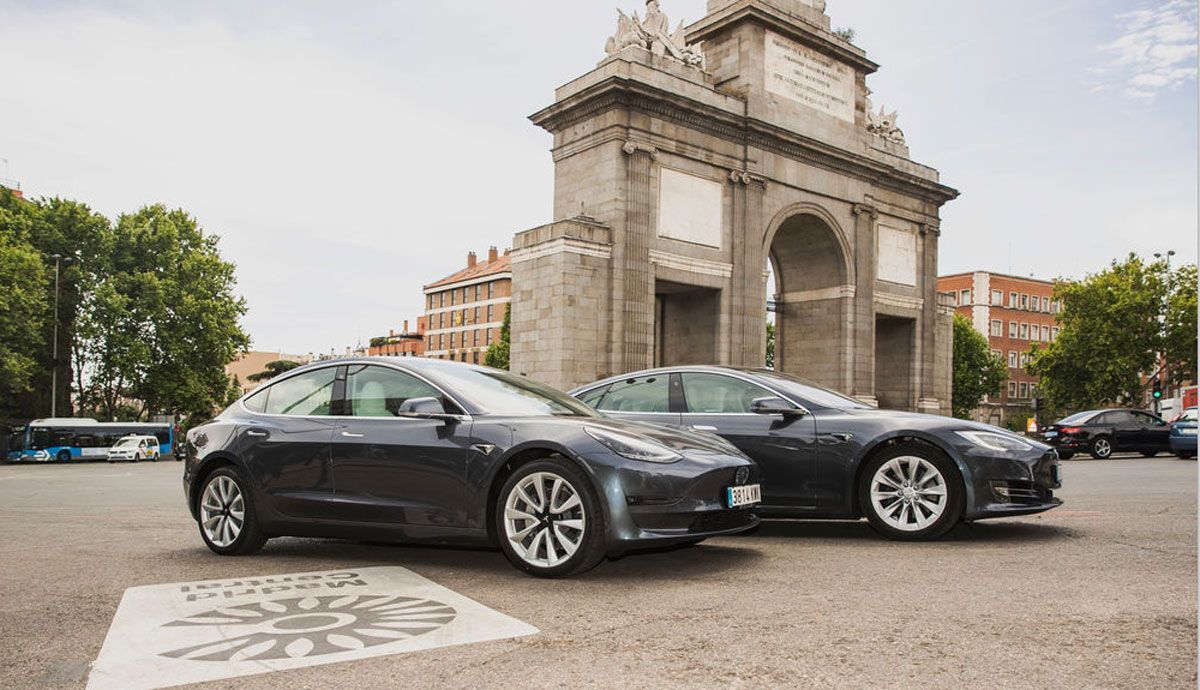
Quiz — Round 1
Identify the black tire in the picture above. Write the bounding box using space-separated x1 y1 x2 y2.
56 450 72 463
1177 452 1196 460
859 442 965 542
132 453 141 464
494 458 607 578
1141 450 1159 458
1057 452 1075 461
197 466 268 556
1089 436 1114 460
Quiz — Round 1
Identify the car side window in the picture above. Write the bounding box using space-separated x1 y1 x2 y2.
243 388 268 413
1137 412 1166 427
596 376 670 413
344 365 448 417
264 368 337 416
681 373 779 414
1106 411 1135 426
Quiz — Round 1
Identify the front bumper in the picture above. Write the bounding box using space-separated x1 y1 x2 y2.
587 449 762 554
1170 435 1197 453
960 448 1064 521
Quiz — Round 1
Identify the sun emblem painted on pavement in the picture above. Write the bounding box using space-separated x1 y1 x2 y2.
158 595 458 662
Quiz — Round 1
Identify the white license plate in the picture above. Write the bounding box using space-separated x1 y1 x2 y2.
1043 431 1058 438
1183 428 1198 436
727 484 762 508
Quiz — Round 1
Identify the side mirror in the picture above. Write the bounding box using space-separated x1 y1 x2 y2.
397 397 458 421
751 397 804 418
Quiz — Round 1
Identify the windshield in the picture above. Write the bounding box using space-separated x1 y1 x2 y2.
1057 411 1099 425
115 438 139 447
429 366 598 417
750 370 873 410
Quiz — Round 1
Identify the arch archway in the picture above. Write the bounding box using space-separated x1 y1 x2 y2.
766 209 854 390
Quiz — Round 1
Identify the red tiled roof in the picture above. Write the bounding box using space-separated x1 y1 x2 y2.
425 254 512 290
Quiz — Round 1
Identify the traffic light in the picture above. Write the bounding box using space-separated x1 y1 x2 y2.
1153 379 1163 400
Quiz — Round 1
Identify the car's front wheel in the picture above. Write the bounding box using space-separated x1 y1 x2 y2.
860 443 964 541
198 467 267 555
496 459 606 578
1057 451 1075 460
1141 450 1159 458
1090 436 1114 459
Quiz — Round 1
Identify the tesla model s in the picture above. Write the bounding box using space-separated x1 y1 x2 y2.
571 366 1062 541
183 358 761 577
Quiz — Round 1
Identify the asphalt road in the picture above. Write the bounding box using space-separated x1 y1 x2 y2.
1 455 1195 689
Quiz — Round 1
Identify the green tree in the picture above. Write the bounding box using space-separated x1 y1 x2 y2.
247 360 302 383
1165 264 1197 387
0 205 49 407
951 313 1008 419
77 205 250 421
484 304 511 370
765 322 776 369
1028 254 1170 412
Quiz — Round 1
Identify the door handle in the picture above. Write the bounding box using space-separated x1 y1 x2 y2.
246 430 268 438
340 431 365 438
691 425 719 433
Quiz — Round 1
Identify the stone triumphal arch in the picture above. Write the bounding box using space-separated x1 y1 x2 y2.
510 0 959 413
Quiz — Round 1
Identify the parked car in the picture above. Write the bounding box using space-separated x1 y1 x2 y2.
1041 408 1171 459
1169 408 1197 459
183 358 761 578
106 435 162 463
570 366 1062 541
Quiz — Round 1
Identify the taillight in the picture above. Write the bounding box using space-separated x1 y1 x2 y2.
1061 427 1082 435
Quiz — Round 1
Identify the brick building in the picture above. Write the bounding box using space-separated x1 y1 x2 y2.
938 271 1062 426
368 318 427 358
424 248 512 363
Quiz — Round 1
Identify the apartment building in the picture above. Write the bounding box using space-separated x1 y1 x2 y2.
423 247 512 363
368 318 427 358
938 271 1063 426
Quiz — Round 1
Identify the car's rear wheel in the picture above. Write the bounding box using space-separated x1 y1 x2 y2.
1177 452 1195 460
198 467 267 556
860 443 964 541
1140 450 1159 458
1090 436 1114 459
496 459 606 578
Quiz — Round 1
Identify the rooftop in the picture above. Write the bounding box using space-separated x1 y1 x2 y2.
425 249 511 290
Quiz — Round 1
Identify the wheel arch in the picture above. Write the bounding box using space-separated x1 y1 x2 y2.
189 453 243 520
851 433 974 518
483 443 609 547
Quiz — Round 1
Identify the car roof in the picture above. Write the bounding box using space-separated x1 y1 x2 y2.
569 365 757 393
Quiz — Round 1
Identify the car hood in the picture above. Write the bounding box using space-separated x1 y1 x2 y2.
840 408 1053 451
519 415 748 457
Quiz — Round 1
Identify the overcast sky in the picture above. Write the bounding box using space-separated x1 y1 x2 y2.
1 0 1196 355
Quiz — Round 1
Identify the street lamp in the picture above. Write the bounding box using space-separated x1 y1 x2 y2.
1153 250 1177 411
48 253 76 418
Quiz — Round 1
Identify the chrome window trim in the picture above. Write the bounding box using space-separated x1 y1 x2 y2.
237 360 474 423
574 367 814 417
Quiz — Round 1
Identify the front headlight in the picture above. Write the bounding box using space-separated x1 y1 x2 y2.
956 431 1033 453
585 426 683 464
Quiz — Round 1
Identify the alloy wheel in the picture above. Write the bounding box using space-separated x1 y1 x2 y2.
503 471 586 569
1094 438 1112 458
200 475 246 548
869 456 948 532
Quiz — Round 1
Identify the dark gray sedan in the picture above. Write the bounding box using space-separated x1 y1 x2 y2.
183 358 760 578
571 366 1063 540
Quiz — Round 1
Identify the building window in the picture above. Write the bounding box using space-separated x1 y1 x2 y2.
486 328 493 344
462 287 469 303
990 320 1002 337
1009 322 1018 338
1009 292 1018 307
474 306 480 323
1008 351 1018 368
1019 294 1028 310
1019 382 1029 399
991 290 1003 306
475 284 482 301
1019 323 1029 340
488 282 495 299
1020 352 1029 368
438 334 445 350
451 289 457 306
1041 296 1050 312
1041 325 1050 341
1052 327 1060 340
1008 381 1018 398
487 304 494 322
959 289 971 305
427 336 433 350
992 349 1003 362
450 332 457 348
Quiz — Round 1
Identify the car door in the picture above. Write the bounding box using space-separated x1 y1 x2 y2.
1105 411 1139 451
590 373 680 428
328 364 472 528
1134 411 1171 451
237 366 338 519
678 372 817 509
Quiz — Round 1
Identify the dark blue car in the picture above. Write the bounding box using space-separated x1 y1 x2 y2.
1170 408 1197 459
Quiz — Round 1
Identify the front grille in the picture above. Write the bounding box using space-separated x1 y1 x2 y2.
993 480 1052 505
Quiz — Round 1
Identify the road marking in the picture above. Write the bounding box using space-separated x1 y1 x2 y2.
86 567 538 690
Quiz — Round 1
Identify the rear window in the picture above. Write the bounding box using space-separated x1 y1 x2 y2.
1057 411 1099 425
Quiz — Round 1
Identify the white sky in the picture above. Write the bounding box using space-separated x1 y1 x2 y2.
1 0 1196 355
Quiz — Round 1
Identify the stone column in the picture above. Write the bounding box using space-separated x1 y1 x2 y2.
851 204 878 406
917 223 941 414
729 170 768 367
619 141 657 372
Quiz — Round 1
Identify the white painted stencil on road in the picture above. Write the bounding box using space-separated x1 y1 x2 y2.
86 566 538 690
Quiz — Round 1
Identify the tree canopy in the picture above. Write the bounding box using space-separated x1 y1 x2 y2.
1029 254 1194 413
951 313 1008 419
247 360 302 383
484 304 511 370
